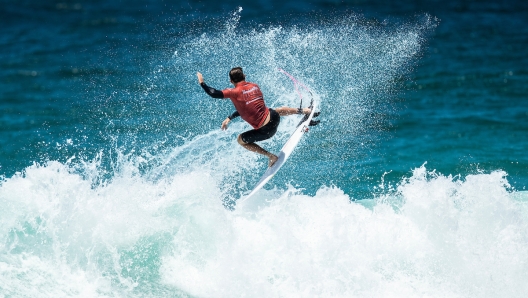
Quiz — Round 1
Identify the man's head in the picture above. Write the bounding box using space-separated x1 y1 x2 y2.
229 67 245 84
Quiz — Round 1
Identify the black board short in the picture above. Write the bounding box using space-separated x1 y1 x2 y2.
240 109 280 144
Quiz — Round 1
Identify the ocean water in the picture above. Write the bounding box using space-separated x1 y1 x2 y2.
1 0 528 297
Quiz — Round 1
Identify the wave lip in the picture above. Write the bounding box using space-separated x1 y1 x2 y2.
160 165 528 297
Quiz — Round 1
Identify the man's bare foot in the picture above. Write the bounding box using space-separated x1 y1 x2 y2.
268 155 278 167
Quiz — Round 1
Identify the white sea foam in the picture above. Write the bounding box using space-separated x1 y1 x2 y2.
1 159 527 297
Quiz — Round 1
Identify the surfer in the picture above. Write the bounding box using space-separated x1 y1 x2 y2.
197 67 318 167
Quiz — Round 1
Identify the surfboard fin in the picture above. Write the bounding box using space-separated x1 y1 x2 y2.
309 119 320 126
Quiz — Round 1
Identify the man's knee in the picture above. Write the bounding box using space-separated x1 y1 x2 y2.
237 134 247 145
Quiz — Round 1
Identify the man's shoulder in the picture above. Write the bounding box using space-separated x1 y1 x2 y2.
222 86 237 99
224 81 260 96
241 81 261 90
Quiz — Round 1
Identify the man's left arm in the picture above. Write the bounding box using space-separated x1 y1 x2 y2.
197 72 224 99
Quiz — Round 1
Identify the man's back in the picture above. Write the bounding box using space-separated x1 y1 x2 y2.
222 81 269 129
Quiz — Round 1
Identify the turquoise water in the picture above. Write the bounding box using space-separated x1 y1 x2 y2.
1 1 528 297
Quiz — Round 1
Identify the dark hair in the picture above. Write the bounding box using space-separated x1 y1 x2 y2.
229 67 245 83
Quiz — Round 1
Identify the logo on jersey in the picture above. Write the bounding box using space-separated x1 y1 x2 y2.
242 86 259 94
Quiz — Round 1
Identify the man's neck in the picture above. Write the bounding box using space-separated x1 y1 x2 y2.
233 80 246 87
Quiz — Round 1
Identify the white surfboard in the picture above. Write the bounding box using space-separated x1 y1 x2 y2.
239 100 318 203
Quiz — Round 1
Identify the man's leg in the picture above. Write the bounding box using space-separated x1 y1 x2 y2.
274 106 311 116
237 135 278 167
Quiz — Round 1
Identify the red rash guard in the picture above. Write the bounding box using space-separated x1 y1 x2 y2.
222 81 270 129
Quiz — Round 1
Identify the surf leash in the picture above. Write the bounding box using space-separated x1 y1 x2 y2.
278 68 313 110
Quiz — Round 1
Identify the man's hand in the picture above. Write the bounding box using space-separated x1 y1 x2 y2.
221 118 231 130
196 72 204 84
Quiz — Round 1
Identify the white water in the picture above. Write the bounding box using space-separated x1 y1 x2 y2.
1 157 527 297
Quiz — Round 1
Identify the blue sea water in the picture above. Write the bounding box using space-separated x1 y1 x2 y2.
1 0 528 297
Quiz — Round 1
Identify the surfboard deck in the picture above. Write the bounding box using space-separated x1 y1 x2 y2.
238 100 318 203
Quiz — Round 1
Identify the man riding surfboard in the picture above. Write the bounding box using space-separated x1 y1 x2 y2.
197 67 319 167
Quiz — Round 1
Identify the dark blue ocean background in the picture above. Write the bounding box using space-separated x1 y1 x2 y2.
1 0 527 297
